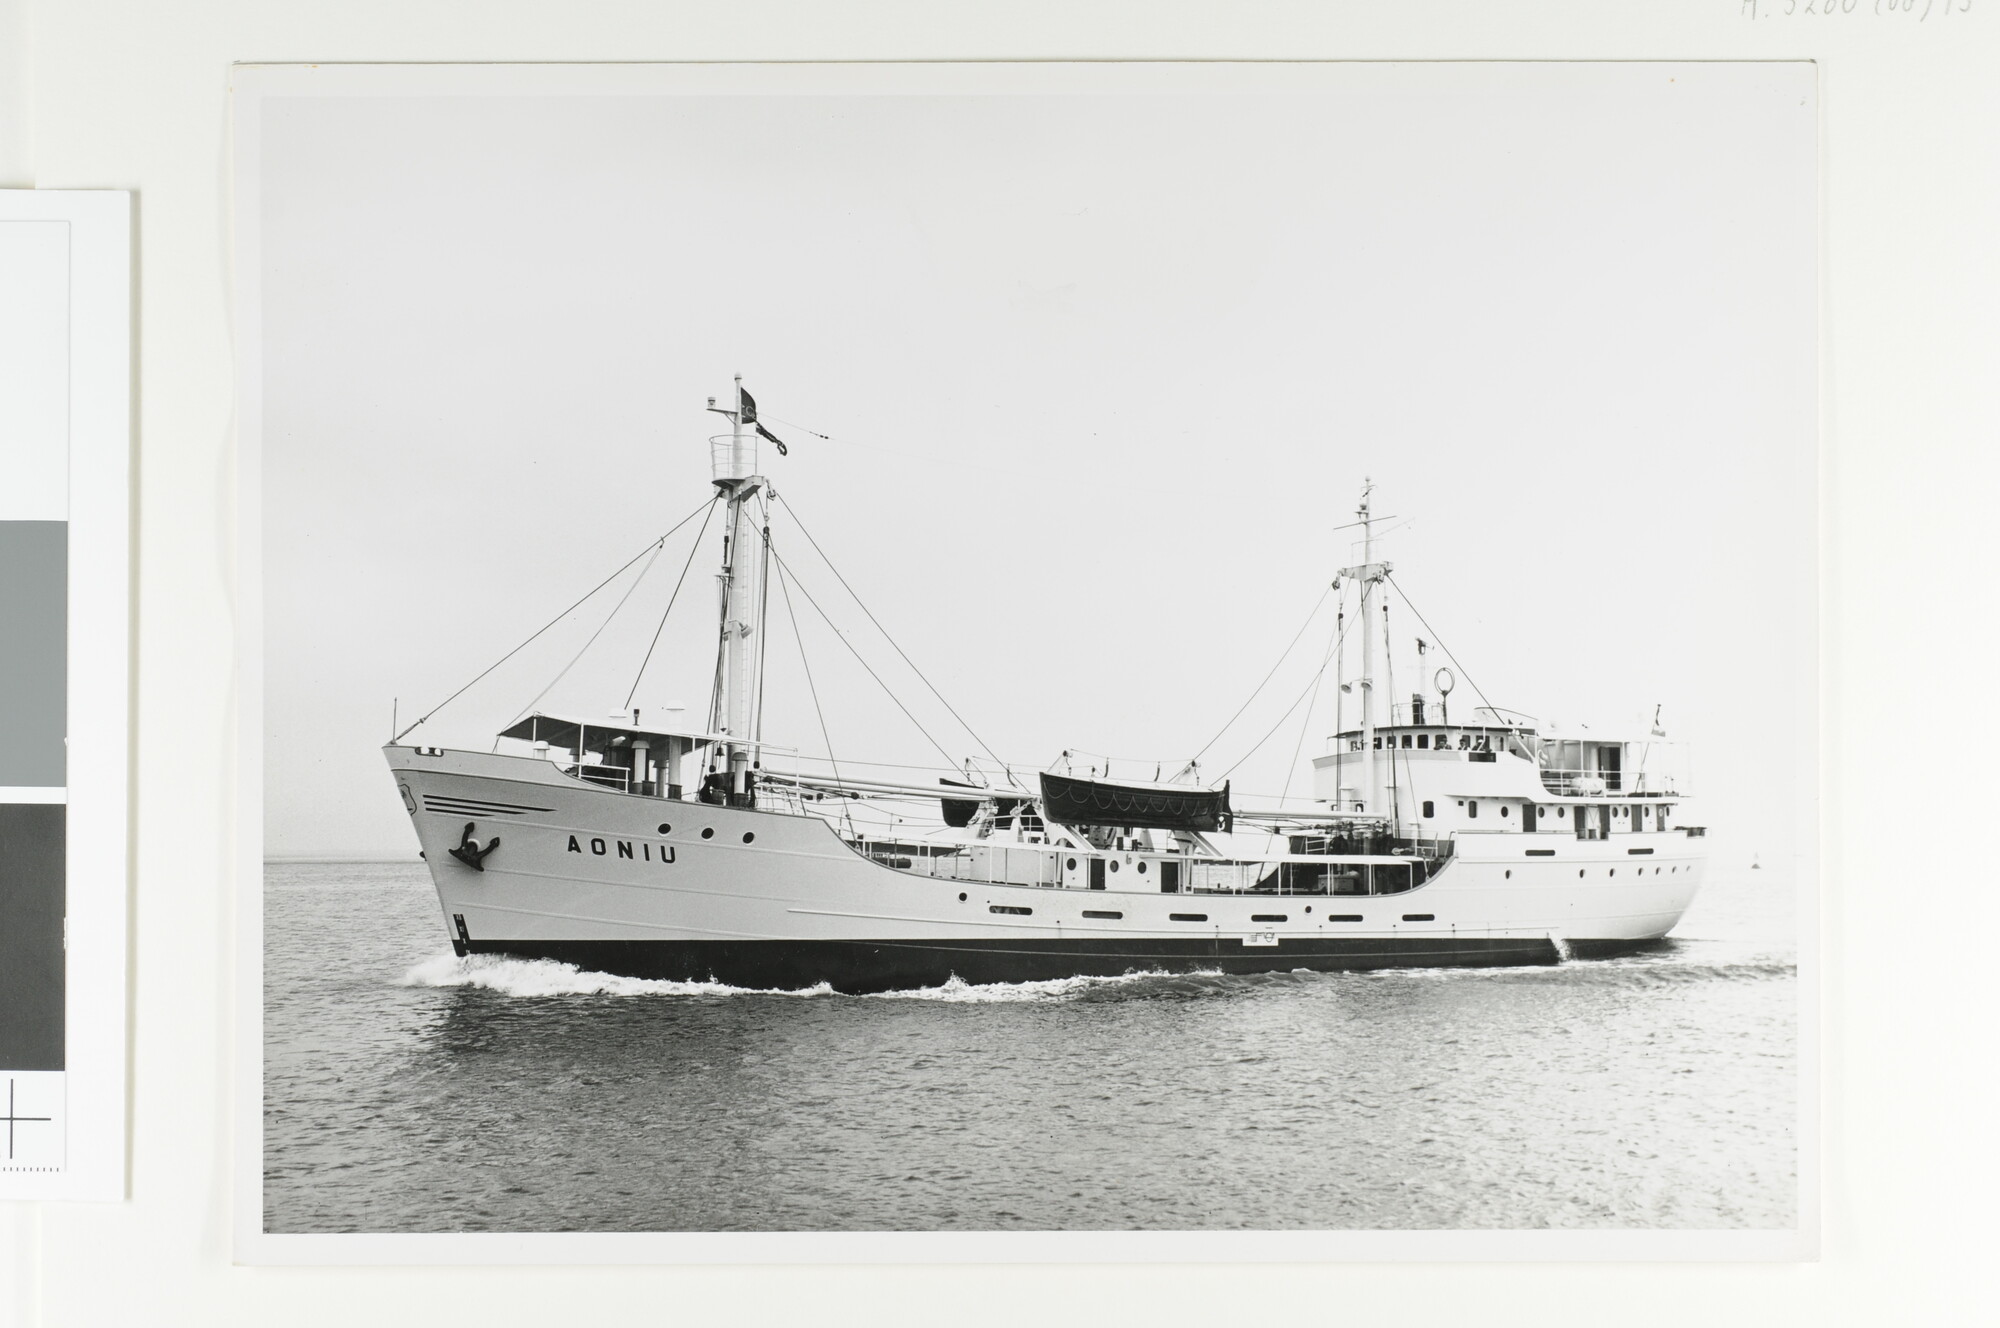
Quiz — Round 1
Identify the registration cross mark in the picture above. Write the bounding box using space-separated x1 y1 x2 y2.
3 1079 52 1160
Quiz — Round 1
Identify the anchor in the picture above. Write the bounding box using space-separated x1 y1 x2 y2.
447 821 500 871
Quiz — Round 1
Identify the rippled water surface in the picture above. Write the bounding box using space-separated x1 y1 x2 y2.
264 861 1797 1232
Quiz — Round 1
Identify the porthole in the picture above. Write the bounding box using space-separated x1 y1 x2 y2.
1536 807 1545 819
1137 861 1148 874
1066 857 1077 870
1109 860 1120 873
657 822 672 835
1609 868 1616 877
742 832 755 844
1304 906 1312 914
1500 805 1510 818
958 892 967 901
1505 870 1512 879
1578 869 1585 878
700 827 714 840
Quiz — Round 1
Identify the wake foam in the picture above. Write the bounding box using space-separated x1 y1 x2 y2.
397 949 1792 1002
867 969 1226 1003
398 952 834 999
396 954 1225 1003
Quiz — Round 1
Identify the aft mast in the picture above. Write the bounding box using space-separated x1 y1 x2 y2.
707 375 770 808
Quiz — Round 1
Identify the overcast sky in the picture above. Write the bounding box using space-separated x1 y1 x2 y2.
256 65 1815 859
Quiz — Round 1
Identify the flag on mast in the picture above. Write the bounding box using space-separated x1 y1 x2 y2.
736 385 789 456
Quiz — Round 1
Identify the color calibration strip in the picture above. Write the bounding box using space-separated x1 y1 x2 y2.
0 214 75 1173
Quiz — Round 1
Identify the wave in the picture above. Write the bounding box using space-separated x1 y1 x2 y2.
1542 956 1797 988
1368 953 1796 988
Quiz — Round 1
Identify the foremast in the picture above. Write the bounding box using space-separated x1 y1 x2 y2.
706 375 771 807
1340 480 1394 833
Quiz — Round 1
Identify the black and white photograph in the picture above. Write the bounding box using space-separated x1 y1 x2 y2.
240 62 1814 1253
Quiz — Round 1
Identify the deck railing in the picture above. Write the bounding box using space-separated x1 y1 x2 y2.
842 838 1425 896
1536 765 1681 797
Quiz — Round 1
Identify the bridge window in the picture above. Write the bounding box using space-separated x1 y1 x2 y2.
1417 734 1430 749
1402 734 1414 748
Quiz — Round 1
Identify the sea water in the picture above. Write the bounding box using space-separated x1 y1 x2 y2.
262 860 1796 1232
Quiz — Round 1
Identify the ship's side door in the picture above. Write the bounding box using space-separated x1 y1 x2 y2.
1089 857 1107 890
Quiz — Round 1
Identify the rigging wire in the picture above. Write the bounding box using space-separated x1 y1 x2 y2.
1384 573 1503 722
1280 613 1343 799
1215 609 1353 782
751 489 774 750
1383 597 1402 837
1266 608 1343 850
1333 585 1347 740
773 492 1006 769
509 539 665 725
392 495 718 743
767 544 965 771
1188 584 1333 766
759 413 833 440
622 495 722 711
772 550 843 790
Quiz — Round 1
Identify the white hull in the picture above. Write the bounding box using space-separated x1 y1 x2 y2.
389 745 1706 991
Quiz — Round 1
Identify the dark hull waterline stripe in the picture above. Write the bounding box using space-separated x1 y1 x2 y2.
449 935 1621 994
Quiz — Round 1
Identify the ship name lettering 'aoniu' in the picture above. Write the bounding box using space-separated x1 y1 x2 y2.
565 835 676 864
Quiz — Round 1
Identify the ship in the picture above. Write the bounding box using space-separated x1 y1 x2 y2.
385 380 1707 993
